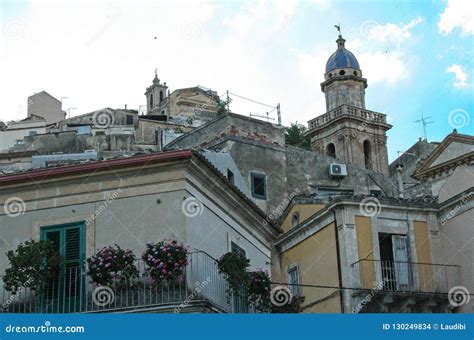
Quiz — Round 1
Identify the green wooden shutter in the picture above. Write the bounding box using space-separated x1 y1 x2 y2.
41 222 85 312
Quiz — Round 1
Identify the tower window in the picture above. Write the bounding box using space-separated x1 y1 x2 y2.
160 91 163 103
339 70 345 76
126 115 133 125
150 94 153 108
328 73 332 78
326 143 336 158
291 212 300 227
227 169 234 185
251 172 266 199
364 140 372 170
353 71 358 76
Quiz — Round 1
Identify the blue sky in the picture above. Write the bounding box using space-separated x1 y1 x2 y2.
0 0 472 162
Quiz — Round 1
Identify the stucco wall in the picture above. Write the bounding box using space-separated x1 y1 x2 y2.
278 222 341 313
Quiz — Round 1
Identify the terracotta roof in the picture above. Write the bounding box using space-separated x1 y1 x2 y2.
0 150 192 186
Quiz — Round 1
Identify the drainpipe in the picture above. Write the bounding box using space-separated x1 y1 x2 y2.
396 164 404 198
333 210 345 313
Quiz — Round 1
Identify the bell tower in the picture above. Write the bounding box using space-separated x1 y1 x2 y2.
305 28 392 175
145 69 168 114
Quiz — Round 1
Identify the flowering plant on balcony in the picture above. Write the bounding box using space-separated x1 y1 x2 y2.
87 245 139 287
247 270 272 312
142 240 189 283
3 239 61 294
217 251 250 298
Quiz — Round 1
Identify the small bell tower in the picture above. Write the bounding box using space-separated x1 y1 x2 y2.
145 69 168 114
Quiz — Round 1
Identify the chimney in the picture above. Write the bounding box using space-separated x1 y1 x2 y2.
396 164 404 198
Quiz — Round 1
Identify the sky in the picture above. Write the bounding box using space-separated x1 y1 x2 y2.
0 0 473 162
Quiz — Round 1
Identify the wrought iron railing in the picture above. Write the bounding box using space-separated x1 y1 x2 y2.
351 259 460 293
0 251 248 313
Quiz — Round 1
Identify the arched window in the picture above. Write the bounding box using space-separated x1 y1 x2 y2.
326 143 336 158
159 91 163 102
150 94 153 108
364 140 372 170
291 212 300 228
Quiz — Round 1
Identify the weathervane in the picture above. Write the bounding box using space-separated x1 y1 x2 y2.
334 23 341 36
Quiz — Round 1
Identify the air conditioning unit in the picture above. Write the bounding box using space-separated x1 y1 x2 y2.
329 163 347 177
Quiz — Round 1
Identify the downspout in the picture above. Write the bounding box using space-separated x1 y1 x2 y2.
333 209 345 313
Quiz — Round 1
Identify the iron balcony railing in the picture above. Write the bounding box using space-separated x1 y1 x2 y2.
0 251 248 314
351 259 461 293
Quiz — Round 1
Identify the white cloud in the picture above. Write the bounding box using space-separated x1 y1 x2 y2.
447 64 470 88
361 17 424 44
358 51 407 84
438 0 474 35
223 0 298 39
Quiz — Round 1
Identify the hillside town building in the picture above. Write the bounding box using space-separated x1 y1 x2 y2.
0 32 472 314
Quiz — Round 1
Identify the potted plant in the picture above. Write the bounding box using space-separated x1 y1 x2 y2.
247 270 272 312
2 239 61 294
217 251 250 300
87 244 139 288
141 240 189 284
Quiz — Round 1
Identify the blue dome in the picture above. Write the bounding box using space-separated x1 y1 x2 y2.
325 36 360 73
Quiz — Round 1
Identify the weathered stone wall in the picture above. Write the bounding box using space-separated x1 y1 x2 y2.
285 146 398 197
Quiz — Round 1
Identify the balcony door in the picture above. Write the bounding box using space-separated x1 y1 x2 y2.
379 234 411 291
391 235 410 290
40 222 85 313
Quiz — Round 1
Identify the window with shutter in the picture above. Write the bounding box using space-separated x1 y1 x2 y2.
41 222 85 312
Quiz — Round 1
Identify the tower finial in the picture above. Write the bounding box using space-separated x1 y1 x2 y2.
334 23 341 37
335 23 345 48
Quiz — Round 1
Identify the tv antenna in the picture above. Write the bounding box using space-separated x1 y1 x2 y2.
414 114 434 141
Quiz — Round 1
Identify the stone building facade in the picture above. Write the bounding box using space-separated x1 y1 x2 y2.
27 91 66 125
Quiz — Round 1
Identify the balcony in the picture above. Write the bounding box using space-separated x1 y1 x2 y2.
351 259 461 312
0 251 248 314
352 259 460 293
307 105 388 130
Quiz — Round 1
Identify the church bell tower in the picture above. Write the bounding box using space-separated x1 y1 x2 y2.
305 28 392 175
145 69 168 114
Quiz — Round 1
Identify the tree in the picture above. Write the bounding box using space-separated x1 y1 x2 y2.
285 122 311 150
217 96 232 115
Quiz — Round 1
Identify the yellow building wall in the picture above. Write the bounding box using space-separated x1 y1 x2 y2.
413 221 434 292
355 216 376 289
279 222 341 313
281 204 325 233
